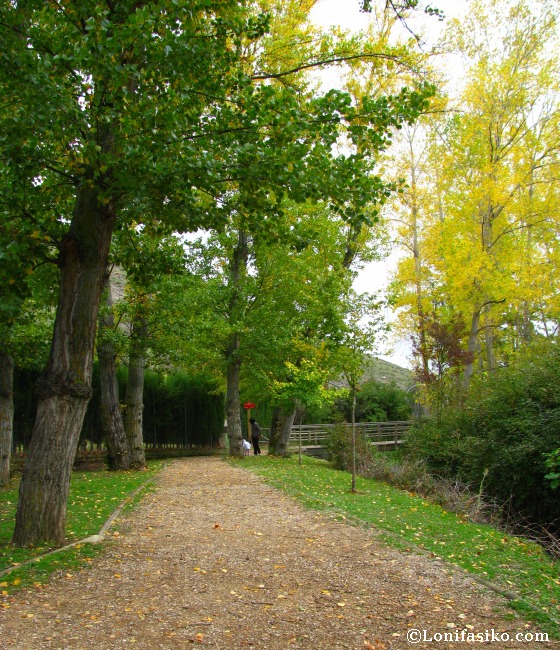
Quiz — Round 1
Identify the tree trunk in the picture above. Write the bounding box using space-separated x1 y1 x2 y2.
0 352 14 487
13 186 116 547
225 230 249 458
407 139 430 381
268 406 284 455
481 207 497 374
275 406 297 457
412 202 430 380
98 282 130 470
483 304 496 373
125 314 147 469
462 307 480 391
351 387 357 493
225 334 243 457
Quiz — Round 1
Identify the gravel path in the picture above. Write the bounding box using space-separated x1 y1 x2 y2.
0 457 556 649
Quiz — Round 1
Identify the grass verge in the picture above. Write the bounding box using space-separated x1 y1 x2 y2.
239 454 560 638
0 460 164 596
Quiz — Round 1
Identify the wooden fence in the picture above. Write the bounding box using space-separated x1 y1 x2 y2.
260 421 413 449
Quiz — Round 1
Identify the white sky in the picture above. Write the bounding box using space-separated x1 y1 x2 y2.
309 0 470 369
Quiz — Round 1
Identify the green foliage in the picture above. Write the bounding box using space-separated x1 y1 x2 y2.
334 379 412 422
544 448 560 491
327 423 372 471
405 341 560 527
15 364 224 450
142 371 224 448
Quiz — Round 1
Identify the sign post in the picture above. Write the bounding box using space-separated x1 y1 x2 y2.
243 402 256 442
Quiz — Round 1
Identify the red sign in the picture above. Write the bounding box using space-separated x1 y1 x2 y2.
243 402 256 409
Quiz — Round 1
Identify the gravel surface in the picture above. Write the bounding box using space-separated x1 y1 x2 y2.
0 457 557 649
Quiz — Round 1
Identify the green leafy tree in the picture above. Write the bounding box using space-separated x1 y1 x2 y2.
0 267 57 486
332 290 386 490
2 0 433 545
2 0 273 546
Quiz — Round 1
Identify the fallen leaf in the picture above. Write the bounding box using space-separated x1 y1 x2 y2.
364 641 386 650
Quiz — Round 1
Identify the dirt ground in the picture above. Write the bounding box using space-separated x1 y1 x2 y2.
0 457 557 649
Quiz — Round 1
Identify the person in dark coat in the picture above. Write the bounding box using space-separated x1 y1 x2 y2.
249 418 261 455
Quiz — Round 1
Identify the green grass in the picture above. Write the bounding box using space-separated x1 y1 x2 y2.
0 461 164 595
239 454 560 637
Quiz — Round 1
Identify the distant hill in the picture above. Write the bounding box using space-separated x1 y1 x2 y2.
329 356 416 392
361 356 416 391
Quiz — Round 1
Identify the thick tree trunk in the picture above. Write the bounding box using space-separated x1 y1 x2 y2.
98 284 130 470
125 315 147 469
225 335 243 458
0 352 14 487
267 406 284 455
275 406 297 457
13 186 115 547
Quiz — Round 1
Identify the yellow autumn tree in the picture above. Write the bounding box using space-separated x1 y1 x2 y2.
391 0 560 395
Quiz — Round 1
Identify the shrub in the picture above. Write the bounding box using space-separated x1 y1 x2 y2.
326 422 496 523
404 340 560 529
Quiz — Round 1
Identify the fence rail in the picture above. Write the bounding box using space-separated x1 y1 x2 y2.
261 421 413 447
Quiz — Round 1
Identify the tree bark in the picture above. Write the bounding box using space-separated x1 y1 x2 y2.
13 186 116 547
402 133 430 380
125 313 147 469
0 352 14 487
225 230 248 458
483 303 497 373
462 307 481 392
267 406 284 455
275 406 297 457
225 338 243 457
411 175 430 381
481 206 498 375
351 387 357 493
98 281 130 470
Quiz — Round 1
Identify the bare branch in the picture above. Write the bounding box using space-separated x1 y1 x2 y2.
251 52 410 81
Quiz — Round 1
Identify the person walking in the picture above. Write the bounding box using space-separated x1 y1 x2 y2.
249 418 261 455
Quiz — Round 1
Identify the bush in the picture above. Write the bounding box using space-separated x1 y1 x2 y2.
404 340 560 529
327 422 496 523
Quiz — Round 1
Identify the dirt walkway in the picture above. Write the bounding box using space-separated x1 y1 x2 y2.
0 457 556 649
